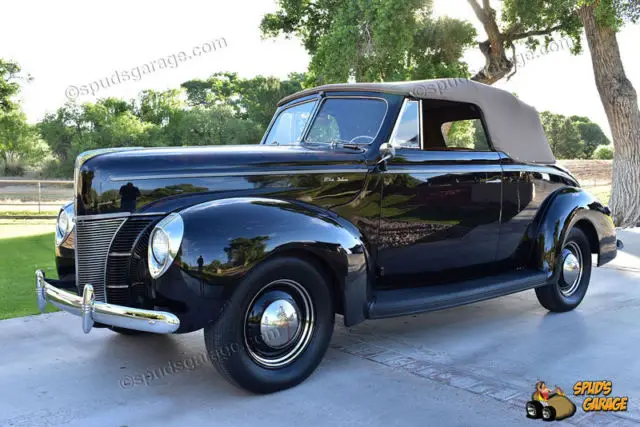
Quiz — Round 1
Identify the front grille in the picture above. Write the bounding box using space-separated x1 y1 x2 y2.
105 217 159 305
75 216 127 302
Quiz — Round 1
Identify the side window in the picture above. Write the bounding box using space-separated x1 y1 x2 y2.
390 100 420 149
440 119 490 151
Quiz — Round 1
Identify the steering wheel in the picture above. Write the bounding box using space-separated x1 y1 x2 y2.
349 135 375 144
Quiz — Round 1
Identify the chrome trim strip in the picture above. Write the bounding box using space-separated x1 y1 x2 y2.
384 165 504 174
76 212 131 220
109 168 370 182
419 99 424 150
36 270 180 334
74 212 164 220
501 164 574 182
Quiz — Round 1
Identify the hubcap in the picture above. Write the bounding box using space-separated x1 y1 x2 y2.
559 241 583 297
260 299 300 348
244 279 314 368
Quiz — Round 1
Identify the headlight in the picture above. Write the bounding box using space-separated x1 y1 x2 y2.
148 213 184 279
55 202 75 246
151 229 169 265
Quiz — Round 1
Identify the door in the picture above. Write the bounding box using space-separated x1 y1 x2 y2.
376 99 502 287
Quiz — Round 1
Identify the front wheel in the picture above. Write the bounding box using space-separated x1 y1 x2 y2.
535 227 592 312
204 256 334 394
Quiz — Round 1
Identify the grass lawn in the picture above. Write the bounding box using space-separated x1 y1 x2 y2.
0 221 58 320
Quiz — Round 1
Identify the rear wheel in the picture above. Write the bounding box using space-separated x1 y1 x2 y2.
204 256 334 394
542 405 556 421
535 227 592 312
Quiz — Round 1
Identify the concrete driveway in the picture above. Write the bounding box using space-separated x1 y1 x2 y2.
1 230 639 427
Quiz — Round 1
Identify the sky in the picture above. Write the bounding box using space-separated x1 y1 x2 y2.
2 0 639 139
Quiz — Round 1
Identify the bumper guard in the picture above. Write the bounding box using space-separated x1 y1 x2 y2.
35 269 180 334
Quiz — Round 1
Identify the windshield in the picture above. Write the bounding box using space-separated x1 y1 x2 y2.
263 101 317 146
305 98 387 145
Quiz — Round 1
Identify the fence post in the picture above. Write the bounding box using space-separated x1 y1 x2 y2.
37 181 42 214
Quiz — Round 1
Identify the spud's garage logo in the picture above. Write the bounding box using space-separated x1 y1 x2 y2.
574 381 628 412
526 381 577 421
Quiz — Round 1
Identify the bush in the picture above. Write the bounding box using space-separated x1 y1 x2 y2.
592 144 614 160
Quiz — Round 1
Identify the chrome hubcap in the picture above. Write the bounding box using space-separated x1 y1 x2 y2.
260 299 301 349
559 241 583 297
244 279 314 368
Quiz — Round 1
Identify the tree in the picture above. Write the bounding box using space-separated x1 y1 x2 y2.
569 115 611 157
181 72 307 128
0 110 49 175
540 111 587 159
484 0 640 225
0 59 28 113
464 1 585 84
593 144 614 159
0 59 47 175
261 0 476 83
576 0 640 226
135 89 184 125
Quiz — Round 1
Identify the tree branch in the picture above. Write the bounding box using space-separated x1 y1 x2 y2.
466 0 486 24
508 25 563 42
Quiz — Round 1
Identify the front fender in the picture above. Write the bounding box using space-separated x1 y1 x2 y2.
532 187 616 280
174 197 371 327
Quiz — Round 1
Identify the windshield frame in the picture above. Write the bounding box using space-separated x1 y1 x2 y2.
261 94 389 147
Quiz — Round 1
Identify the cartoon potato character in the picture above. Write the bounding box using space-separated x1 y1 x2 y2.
526 381 577 421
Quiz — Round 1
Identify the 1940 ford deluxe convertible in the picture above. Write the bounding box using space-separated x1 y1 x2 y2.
36 79 618 393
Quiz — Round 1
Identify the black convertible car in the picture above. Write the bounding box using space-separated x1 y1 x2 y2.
36 78 617 393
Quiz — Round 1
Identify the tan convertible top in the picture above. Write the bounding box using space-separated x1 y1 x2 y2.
278 78 555 164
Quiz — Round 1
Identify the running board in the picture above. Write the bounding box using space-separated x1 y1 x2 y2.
367 269 548 319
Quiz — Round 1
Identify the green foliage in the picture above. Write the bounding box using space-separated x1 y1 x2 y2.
593 144 614 159
502 0 584 53
261 0 476 83
0 59 28 113
181 72 308 128
540 111 610 159
569 115 611 157
445 120 475 149
0 109 50 175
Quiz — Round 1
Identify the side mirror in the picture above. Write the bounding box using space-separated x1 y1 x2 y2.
377 143 395 170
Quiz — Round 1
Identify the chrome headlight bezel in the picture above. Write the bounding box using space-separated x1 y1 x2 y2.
55 202 75 246
148 213 184 279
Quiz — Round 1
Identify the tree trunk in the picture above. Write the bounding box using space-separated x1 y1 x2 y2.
466 1 513 85
578 5 640 227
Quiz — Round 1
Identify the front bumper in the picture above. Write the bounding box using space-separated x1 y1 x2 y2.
35 270 180 334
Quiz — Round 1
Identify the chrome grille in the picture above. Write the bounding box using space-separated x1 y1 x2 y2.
75 216 127 302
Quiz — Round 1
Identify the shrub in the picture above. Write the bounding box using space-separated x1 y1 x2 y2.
592 144 614 160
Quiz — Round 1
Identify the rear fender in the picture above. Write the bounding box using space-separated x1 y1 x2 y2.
531 187 616 280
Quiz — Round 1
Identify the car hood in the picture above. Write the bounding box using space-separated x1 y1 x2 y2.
75 144 368 216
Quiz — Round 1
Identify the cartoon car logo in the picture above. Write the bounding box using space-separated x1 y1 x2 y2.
526 381 577 422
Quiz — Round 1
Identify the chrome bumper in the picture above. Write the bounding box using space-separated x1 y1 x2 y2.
35 270 180 334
